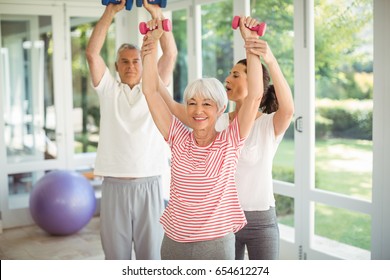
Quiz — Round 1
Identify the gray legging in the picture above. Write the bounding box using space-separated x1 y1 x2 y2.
161 232 235 260
235 208 280 260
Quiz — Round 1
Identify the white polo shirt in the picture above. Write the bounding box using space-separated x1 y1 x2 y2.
93 67 169 178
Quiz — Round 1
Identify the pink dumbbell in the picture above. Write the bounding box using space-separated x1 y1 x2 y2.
232 16 267 37
139 19 172 35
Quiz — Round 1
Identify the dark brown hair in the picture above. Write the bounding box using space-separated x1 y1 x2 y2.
236 59 279 114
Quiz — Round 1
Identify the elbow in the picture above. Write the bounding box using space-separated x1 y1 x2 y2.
85 51 92 64
142 87 152 97
163 48 178 68
85 44 92 58
172 49 178 63
167 50 178 73
143 83 159 96
287 104 295 118
85 48 95 64
282 105 295 122
168 45 178 63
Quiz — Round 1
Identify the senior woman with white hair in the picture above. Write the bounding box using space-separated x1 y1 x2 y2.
141 16 263 260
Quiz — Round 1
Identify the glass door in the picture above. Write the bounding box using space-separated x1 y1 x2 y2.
0 4 67 228
309 0 373 259
250 0 296 259
66 4 114 202
293 0 374 260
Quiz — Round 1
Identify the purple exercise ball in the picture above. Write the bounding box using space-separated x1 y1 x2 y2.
29 170 96 236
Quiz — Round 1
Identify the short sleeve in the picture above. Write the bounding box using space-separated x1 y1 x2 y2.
167 116 190 148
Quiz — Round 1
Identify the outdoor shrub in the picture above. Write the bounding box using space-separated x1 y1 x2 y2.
273 167 294 183
315 115 332 139
316 99 372 140
275 194 294 216
273 167 295 217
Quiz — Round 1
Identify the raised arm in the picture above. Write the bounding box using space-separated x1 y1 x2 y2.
143 0 178 86
141 25 188 126
158 79 189 126
86 0 125 87
237 16 264 138
141 23 173 139
246 38 294 137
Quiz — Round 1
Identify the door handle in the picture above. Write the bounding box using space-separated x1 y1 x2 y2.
295 116 303 133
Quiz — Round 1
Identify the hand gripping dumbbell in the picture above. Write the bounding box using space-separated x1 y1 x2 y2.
231 16 267 37
102 0 133 11
139 19 172 34
136 0 167 8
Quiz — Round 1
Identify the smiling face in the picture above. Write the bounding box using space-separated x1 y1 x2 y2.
225 63 248 103
186 95 222 131
115 48 142 88
183 78 227 133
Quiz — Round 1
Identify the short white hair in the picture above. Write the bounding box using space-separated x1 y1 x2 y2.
116 43 140 62
183 78 227 111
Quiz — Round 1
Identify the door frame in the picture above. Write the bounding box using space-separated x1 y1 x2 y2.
0 3 67 228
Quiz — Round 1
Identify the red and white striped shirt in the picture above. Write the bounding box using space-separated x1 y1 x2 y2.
160 116 247 242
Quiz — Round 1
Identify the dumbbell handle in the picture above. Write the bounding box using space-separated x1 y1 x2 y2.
231 16 267 37
102 0 133 11
139 19 172 34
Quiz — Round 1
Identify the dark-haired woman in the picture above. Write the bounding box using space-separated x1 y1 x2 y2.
215 38 294 260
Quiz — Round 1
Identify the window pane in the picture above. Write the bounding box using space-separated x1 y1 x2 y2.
8 172 33 196
172 9 188 103
201 0 233 82
252 0 295 239
251 0 295 184
8 171 45 209
275 194 294 230
1 15 57 163
314 0 373 200
70 17 116 154
314 203 370 259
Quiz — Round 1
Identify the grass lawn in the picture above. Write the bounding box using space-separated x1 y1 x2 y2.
273 138 372 250
274 138 372 200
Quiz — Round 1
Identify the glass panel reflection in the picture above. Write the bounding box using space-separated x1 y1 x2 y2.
314 0 373 200
251 0 295 184
8 172 33 195
172 9 188 103
201 0 233 82
1 16 57 163
70 17 116 154
8 171 44 209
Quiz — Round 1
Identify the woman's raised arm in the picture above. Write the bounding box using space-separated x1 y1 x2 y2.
141 23 173 140
237 16 264 138
245 37 294 137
